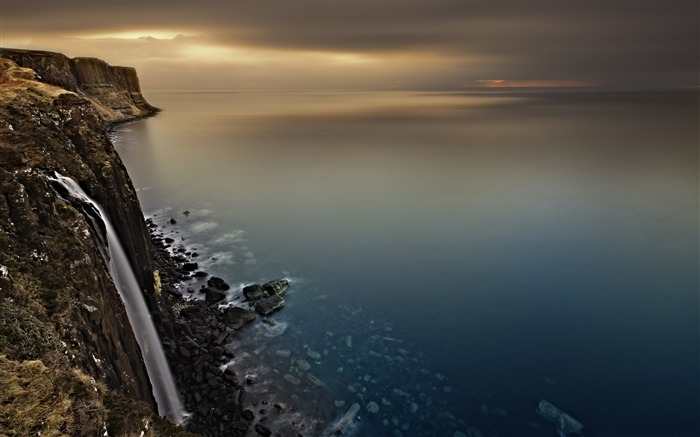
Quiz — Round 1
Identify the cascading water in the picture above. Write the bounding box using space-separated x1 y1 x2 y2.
50 173 187 424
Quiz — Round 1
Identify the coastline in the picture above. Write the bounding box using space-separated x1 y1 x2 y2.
143 208 325 436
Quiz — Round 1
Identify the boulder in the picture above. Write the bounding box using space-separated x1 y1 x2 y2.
243 283 264 301
222 307 256 330
204 287 226 303
207 276 230 291
255 295 285 315
262 279 289 296
254 424 272 436
183 262 198 272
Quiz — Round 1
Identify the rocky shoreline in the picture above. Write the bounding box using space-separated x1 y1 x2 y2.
147 214 305 437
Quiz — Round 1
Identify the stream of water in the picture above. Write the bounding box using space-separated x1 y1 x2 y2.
51 173 187 424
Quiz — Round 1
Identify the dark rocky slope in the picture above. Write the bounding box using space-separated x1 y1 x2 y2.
0 54 191 436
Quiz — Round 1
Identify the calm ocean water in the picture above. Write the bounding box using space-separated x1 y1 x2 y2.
114 90 698 436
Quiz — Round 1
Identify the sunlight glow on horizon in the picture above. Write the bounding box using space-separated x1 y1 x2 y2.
75 30 195 40
475 79 593 88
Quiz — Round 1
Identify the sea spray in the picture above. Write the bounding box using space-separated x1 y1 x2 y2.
50 173 187 423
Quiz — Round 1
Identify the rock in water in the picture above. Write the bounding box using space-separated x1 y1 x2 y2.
536 399 584 434
307 373 326 387
207 276 230 291
366 401 380 413
222 306 256 329
243 283 264 301
296 359 311 372
204 287 226 303
262 279 289 296
284 374 301 385
255 295 285 315
254 423 272 436
335 403 361 434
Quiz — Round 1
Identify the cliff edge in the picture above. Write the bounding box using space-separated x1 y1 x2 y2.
0 48 158 124
0 56 189 436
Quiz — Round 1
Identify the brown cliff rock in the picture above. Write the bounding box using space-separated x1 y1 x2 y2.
0 48 158 123
0 57 189 435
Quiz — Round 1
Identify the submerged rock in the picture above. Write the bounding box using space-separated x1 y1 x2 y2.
365 401 380 414
275 349 291 358
307 373 326 387
536 399 584 434
335 403 361 434
296 359 311 372
284 374 301 385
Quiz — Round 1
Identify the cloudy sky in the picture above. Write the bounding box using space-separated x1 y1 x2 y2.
1 0 697 90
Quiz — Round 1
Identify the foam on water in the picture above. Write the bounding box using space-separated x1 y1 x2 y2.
190 221 219 233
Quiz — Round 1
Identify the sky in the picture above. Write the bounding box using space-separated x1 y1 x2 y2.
1 0 698 90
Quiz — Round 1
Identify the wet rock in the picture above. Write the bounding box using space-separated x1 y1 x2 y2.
275 349 291 358
246 375 257 385
223 306 256 329
284 374 301 385
307 373 325 387
165 285 182 297
169 218 177 224
207 276 230 291
243 283 264 301
254 423 272 436
194 271 208 278
536 399 584 433
274 402 285 412
335 403 361 434
255 295 285 315
366 401 380 413
204 287 226 303
306 349 321 360
241 409 255 421
183 262 198 272
296 359 311 372
262 279 289 297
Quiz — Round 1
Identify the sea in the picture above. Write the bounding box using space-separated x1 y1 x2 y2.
113 89 699 437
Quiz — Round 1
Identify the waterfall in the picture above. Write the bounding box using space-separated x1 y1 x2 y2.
50 173 187 424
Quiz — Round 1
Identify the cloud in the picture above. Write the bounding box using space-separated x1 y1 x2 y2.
2 0 697 89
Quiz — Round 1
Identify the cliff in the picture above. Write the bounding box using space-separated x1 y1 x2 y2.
0 48 158 124
0 57 189 435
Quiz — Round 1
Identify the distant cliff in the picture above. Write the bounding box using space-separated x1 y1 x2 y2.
0 48 158 124
0 55 189 435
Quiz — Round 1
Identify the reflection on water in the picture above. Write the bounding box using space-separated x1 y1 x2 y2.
115 90 698 436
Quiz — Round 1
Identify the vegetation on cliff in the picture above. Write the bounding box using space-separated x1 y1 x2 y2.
0 53 192 435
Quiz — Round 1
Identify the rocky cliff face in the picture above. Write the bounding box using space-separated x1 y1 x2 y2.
0 57 188 436
0 48 158 124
